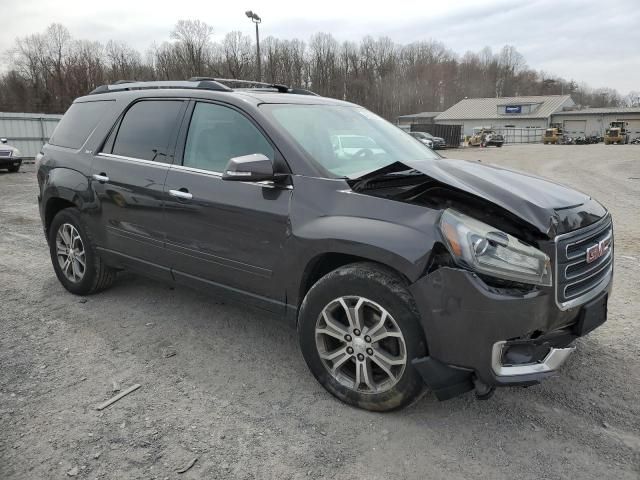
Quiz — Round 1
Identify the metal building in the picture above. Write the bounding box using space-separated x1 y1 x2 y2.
0 112 62 159
396 111 441 130
550 107 640 140
433 95 575 142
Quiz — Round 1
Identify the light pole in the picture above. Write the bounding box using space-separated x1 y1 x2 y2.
245 10 262 81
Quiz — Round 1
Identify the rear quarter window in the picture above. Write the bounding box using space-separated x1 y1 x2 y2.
49 100 114 149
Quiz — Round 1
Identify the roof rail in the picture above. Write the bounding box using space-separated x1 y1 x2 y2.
89 79 232 95
188 77 319 96
193 77 291 93
89 78 319 96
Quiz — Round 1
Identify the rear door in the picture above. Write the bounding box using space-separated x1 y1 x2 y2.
624 119 640 140
162 101 292 310
91 99 186 278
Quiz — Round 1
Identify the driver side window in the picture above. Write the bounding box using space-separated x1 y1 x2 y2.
183 103 274 173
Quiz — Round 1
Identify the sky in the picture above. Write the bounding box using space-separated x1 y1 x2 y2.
1 0 638 95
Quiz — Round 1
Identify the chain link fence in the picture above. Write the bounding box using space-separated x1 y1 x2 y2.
493 128 545 144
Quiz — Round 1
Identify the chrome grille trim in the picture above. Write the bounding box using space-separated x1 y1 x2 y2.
563 261 612 299
564 246 612 280
554 215 613 310
565 227 612 260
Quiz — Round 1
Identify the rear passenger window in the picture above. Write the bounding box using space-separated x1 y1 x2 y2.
111 100 183 162
50 100 114 149
183 102 274 172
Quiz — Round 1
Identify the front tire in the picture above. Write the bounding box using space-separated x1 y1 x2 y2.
48 208 116 295
298 263 427 411
8 165 19 173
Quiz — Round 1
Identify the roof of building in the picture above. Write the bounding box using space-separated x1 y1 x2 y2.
435 95 573 121
397 111 441 120
0 112 63 120
551 106 640 116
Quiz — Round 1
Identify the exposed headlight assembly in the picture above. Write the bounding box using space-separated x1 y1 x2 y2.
439 209 552 286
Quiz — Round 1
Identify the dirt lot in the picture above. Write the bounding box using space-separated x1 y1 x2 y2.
1 144 639 480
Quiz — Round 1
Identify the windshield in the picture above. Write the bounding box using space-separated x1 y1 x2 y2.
262 104 439 178
338 135 378 149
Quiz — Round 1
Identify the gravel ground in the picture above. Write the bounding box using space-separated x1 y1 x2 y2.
1 144 639 480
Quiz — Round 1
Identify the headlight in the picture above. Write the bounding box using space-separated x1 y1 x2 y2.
13 149 21 158
439 209 552 286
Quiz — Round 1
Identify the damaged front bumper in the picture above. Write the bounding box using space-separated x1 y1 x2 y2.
408 266 611 400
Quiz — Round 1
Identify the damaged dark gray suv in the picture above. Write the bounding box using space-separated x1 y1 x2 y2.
37 79 613 411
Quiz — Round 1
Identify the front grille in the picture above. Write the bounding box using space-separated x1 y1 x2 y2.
555 216 613 308
0 150 12 158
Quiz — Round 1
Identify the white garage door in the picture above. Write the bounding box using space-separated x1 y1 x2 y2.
563 120 587 136
624 119 640 140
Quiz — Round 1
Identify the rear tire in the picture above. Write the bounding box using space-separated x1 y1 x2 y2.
298 262 427 411
48 207 116 295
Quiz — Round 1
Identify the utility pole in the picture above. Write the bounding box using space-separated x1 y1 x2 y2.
245 11 262 81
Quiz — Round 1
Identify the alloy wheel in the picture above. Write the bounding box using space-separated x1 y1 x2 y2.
55 223 86 283
315 296 407 394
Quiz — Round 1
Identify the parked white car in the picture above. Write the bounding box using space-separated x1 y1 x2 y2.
0 138 22 172
331 134 386 160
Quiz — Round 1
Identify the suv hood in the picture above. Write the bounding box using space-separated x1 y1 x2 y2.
402 158 606 237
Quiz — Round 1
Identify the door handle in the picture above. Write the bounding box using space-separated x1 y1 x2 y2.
169 189 193 200
92 173 109 183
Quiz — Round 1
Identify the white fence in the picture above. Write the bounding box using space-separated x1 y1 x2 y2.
0 112 63 159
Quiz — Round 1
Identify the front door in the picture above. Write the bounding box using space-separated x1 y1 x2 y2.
163 101 292 310
91 99 186 278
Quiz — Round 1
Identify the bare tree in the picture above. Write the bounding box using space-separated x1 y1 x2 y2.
170 20 214 77
624 91 640 107
0 22 626 116
221 31 253 78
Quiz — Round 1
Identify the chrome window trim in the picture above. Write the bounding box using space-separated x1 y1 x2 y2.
170 163 222 177
97 153 292 189
553 214 613 311
169 163 293 190
97 152 168 167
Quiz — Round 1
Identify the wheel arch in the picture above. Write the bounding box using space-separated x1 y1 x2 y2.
44 197 76 235
42 167 91 235
296 252 414 315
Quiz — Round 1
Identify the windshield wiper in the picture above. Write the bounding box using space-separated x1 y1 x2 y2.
350 161 425 191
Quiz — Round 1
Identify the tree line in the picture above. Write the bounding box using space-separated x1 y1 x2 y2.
1 21 638 118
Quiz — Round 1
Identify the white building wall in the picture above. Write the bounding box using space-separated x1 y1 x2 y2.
550 113 640 139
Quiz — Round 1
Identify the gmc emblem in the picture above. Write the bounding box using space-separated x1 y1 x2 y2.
586 238 611 263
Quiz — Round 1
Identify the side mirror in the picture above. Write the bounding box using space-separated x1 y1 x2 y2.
0 138 7 144
222 153 275 182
